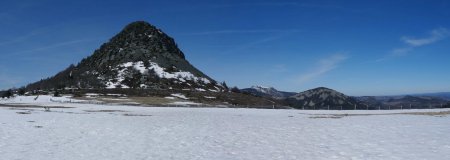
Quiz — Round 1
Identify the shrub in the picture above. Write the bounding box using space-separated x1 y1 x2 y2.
54 89 60 97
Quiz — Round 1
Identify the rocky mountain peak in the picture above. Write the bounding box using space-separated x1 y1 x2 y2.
26 21 224 91
123 21 157 31
74 21 188 73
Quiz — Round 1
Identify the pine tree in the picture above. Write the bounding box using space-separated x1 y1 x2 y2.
18 87 26 95
221 81 229 91
143 60 150 68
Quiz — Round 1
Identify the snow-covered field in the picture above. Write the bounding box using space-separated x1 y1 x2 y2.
1 96 450 160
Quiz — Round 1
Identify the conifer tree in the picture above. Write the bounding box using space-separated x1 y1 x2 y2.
221 81 229 91
18 87 26 95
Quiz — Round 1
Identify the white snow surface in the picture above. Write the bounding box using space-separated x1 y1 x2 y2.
196 88 206 92
169 101 202 105
170 93 189 100
0 95 85 105
251 85 272 93
204 96 216 99
1 97 450 160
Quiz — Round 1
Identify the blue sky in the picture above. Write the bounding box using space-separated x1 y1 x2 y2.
1 0 449 96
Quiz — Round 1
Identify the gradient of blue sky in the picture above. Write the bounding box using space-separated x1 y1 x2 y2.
1 0 449 96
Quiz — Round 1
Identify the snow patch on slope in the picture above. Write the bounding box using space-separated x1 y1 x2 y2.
171 93 189 100
106 61 211 89
251 85 275 94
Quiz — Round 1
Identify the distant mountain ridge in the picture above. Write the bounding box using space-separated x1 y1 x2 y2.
241 86 296 99
242 85 450 109
355 95 449 109
410 92 450 101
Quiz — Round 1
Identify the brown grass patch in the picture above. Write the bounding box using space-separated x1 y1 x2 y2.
308 110 450 119
129 97 175 105
123 113 152 117
0 104 72 109
16 111 32 114
398 111 450 116
74 96 177 106
309 115 343 119
83 110 127 113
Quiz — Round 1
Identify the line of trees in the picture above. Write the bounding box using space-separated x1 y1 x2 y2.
0 89 13 99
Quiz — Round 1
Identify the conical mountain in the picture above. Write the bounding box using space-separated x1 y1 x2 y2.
286 87 363 109
26 21 225 91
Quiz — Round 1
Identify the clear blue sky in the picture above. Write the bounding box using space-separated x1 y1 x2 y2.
1 0 449 96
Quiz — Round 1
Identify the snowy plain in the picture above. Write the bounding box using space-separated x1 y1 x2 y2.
1 96 450 160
